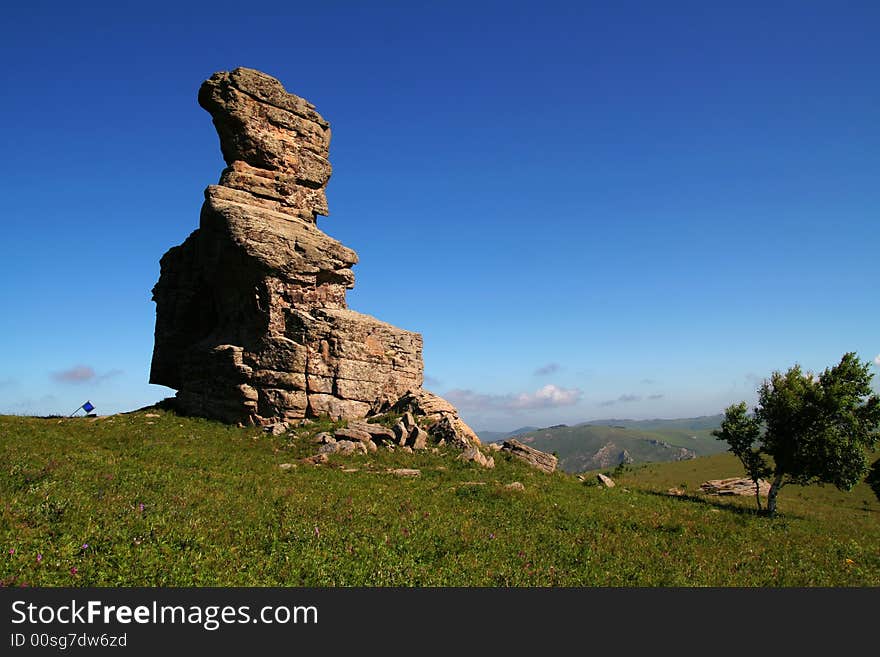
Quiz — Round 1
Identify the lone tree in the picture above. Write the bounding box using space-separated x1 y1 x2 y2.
713 352 880 516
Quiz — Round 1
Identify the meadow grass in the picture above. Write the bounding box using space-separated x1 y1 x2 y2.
1 410 877 586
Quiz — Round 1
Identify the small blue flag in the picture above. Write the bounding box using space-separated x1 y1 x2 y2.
82 401 95 413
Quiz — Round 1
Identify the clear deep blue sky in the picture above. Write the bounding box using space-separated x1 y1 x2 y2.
1 1 877 430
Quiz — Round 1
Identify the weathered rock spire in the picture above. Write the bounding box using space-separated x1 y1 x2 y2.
150 68 423 424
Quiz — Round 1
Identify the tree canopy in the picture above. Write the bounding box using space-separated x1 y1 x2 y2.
714 352 880 516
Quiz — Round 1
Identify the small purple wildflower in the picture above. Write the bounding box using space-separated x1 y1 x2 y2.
81 544 89 550
8 548 14 555
314 526 320 537
138 503 145 513
36 554 43 563
70 567 78 575
489 533 495 540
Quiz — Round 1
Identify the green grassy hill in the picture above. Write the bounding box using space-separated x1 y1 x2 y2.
487 418 727 473
1 410 877 586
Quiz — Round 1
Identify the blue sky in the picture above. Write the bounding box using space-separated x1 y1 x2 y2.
1 1 877 431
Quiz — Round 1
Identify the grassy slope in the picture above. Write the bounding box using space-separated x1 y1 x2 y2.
1 411 878 586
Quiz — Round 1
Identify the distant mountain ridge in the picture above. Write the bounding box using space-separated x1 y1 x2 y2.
478 415 726 473
475 426 539 444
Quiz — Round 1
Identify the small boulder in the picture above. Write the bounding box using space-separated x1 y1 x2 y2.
311 432 335 444
597 473 616 488
504 481 525 491
336 440 367 455
348 420 394 441
410 426 429 450
264 421 289 436
300 454 329 465
459 446 495 469
393 421 409 446
334 427 372 443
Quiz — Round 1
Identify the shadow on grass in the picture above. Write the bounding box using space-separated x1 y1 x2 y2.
640 489 807 519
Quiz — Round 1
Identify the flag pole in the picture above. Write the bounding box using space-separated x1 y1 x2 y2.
69 404 85 417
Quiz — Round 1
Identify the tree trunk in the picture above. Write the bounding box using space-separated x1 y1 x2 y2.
753 478 762 512
767 472 784 516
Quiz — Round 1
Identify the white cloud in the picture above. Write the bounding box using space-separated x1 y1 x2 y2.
874 354 880 367
444 384 583 412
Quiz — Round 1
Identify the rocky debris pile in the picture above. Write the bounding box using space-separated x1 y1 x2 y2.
303 407 494 468
373 389 481 449
700 478 771 497
501 439 558 474
150 68 425 425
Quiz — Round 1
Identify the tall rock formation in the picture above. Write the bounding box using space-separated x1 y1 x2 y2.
150 68 423 425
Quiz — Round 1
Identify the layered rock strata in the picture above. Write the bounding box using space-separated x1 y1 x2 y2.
150 68 423 424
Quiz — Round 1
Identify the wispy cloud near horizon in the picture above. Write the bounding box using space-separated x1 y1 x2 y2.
51 365 123 385
599 393 642 407
445 384 582 413
533 363 561 376
874 354 880 367
423 374 442 388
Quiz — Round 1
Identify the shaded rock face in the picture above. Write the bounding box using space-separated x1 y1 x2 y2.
150 68 423 424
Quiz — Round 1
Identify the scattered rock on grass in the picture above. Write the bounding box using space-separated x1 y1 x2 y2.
264 421 289 436
458 446 495 469
501 439 557 474
334 427 372 443
701 478 770 496
390 468 421 477
597 474 616 488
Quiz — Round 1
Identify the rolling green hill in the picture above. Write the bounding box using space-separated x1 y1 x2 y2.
1 410 877 586
483 416 727 473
